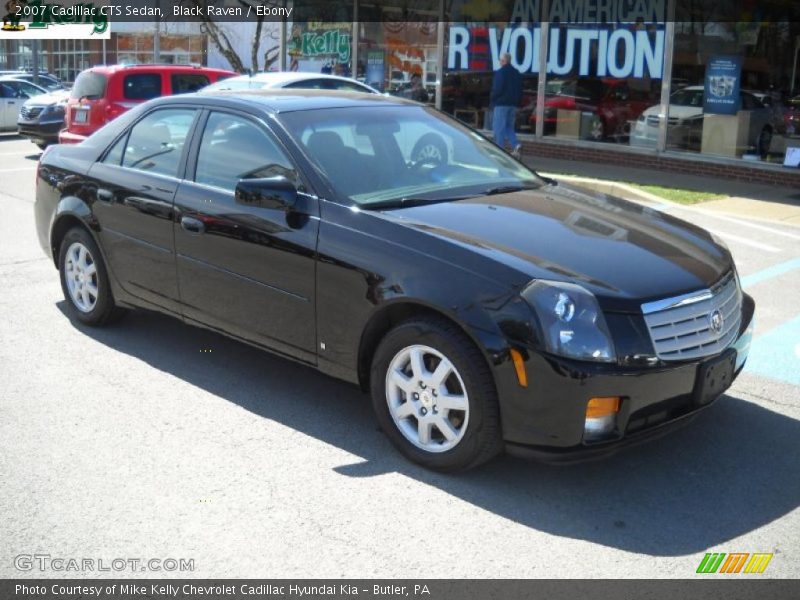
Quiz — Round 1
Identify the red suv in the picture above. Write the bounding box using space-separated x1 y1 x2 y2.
59 64 236 144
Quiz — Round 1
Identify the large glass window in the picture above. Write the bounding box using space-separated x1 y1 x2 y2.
355 3 439 103
443 1 542 132
664 9 800 165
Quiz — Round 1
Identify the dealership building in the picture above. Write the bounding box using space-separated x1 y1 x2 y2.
1 0 799 185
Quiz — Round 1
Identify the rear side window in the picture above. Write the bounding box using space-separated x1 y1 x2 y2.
119 109 196 177
70 71 107 100
171 74 210 94
123 74 162 100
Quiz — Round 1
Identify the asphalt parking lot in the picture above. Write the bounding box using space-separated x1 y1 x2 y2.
1 133 799 578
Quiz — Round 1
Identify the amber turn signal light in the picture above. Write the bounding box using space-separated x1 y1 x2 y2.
586 396 621 418
509 348 528 388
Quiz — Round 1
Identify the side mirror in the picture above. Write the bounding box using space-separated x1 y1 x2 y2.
235 176 297 210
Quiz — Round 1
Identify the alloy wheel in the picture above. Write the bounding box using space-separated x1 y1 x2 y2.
64 241 99 313
385 344 469 453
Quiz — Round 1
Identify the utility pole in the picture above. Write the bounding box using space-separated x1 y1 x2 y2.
32 40 40 84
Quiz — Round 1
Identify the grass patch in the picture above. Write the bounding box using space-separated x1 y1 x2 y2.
630 184 724 205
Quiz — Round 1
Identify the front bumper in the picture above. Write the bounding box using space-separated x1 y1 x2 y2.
58 129 87 145
496 293 755 461
17 118 63 145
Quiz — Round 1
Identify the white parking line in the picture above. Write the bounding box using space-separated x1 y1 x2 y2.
668 205 800 241
705 228 781 253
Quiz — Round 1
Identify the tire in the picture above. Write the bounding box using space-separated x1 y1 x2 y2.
36 143 48 150
410 133 447 165
370 317 502 472
58 226 125 326
756 127 772 158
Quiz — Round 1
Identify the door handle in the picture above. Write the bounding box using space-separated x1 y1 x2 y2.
180 216 205 234
97 188 114 202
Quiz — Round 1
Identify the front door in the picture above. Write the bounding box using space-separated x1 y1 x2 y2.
87 107 198 312
173 110 319 362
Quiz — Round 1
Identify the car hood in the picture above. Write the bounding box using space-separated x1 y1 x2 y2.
377 183 732 312
25 89 69 107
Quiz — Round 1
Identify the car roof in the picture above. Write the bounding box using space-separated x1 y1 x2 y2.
155 88 416 113
211 71 379 91
80 64 235 76
0 76 48 90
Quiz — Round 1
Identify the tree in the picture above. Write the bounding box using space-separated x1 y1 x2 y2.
184 0 282 72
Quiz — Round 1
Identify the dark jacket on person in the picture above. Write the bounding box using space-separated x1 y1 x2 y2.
490 63 523 107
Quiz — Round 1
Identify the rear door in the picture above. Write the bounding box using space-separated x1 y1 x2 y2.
173 110 320 361
0 82 13 129
87 107 198 312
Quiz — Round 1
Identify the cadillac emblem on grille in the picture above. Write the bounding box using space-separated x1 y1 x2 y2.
709 309 724 335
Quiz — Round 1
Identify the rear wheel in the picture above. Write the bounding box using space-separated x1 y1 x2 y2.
370 317 502 471
58 227 125 326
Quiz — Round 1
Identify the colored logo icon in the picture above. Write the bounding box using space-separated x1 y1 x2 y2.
697 552 773 574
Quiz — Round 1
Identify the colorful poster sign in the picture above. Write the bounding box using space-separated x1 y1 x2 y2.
704 55 743 115
365 50 385 92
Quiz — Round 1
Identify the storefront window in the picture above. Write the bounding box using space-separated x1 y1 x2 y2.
443 1 542 131
356 1 438 101
666 10 800 165
286 1 354 75
545 16 665 144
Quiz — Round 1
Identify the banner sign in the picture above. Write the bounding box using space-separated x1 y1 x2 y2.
365 50 385 91
704 55 743 115
447 25 665 79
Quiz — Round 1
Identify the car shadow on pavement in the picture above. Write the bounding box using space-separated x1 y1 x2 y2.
61 304 800 557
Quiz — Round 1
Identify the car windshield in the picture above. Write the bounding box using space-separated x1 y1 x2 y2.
278 105 543 207
70 71 106 100
671 88 704 107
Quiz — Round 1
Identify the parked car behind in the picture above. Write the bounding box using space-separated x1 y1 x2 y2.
35 90 754 471
59 64 236 145
7 73 65 92
529 78 657 141
631 86 775 157
17 89 70 149
0 77 48 133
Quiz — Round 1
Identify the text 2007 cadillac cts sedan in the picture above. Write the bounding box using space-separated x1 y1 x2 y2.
34 90 755 471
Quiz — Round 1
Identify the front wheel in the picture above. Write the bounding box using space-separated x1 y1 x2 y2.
58 226 125 326
370 317 502 471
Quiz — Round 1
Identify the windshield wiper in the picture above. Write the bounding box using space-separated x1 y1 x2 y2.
483 183 541 196
361 196 470 210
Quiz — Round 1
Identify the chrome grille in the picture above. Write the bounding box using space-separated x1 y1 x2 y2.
642 273 742 361
20 106 43 120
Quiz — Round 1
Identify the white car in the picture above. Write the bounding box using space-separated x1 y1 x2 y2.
631 85 775 157
0 77 48 132
201 72 380 94
630 85 774 157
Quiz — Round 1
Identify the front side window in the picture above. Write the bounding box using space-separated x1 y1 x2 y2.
194 112 299 192
123 74 162 100
119 109 196 177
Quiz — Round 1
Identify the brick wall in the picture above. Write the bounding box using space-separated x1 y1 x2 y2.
518 139 800 188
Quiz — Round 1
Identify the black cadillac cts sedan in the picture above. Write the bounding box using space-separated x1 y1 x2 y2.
34 90 755 471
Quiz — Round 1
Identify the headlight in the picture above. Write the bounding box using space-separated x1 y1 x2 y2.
49 103 66 118
522 280 616 362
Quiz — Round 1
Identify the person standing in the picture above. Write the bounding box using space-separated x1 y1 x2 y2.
491 53 523 157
